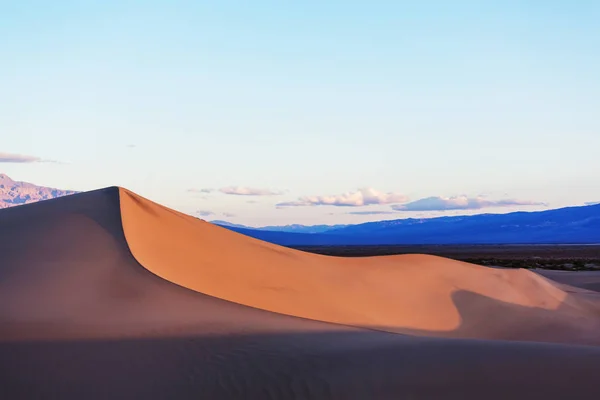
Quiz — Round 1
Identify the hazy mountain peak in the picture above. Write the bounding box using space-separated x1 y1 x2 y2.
0 173 77 209
209 220 248 229
0 173 14 182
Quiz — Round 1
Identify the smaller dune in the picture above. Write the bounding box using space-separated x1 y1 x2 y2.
535 269 600 293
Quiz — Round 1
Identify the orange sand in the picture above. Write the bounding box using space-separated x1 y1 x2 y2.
120 188 600 344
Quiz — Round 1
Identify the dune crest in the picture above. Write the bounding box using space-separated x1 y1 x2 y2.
119 188 600 344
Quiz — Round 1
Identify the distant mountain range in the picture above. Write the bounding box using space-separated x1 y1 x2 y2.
214 204 600 246
0 173 77 209
3 173 598 245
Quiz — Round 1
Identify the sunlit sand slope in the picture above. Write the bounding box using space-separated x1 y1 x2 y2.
120 188 600 344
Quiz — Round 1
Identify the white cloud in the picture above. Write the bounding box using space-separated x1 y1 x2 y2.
276 188 408 207
0 152 42 163
188 188 214 194
585 201 600 206
220 186 282 196
347 210 399 215
196 210 215 217
392 196 547 212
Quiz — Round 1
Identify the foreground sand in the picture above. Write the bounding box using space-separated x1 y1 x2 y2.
1 187 600 399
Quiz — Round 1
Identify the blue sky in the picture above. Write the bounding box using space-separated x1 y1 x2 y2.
1 1 599 226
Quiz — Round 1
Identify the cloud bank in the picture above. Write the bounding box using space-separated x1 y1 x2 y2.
188 188 214 194
0 152 63 164
220 186 282 196
196 210 237 218
347 210 399 215
0 152 42 163
196 210 215 217
392 196 546 212
277 188 408 207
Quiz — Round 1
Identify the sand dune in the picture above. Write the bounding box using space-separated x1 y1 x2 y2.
120 188 600 344
1 187 600 399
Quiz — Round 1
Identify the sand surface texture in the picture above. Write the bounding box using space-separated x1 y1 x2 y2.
1 188 600 399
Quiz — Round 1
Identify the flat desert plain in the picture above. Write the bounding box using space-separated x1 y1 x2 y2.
1 187 600 399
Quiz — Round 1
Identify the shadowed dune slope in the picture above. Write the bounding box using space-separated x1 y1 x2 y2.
535 270 600 293
0 188 352 341
120 188 600 345
1 188 600 399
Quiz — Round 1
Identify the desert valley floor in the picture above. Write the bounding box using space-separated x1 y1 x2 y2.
1 187 600 399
